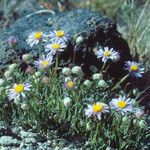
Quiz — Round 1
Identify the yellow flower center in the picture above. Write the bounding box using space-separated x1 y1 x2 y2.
14 84 24 93
130 65 138 72
51 43 60 49
117 101 126 109
103 50 111 57
92 103 103 113
34 32 42 39
55 30 64 37
41 60 49 67
67 81 74 88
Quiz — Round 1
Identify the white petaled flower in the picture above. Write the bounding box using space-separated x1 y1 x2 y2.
8 83 31 100
43 30 69 42
45 39 67 55
95 47 120 63
109 95 133 115
85 102 109 120
125 61 144 78
35 55 53 69
26 31 43 47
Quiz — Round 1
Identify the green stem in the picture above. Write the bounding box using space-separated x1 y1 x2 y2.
55 50 59 73
101 63 106 72
111 75 129 91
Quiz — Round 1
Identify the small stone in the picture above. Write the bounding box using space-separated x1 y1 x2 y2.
25 137 36 144
20 131 29 138
0 136 20 146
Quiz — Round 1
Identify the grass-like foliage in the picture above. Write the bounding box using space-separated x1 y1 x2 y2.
0 29 149 149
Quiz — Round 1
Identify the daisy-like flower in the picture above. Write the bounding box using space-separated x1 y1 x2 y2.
35 55 53 69
45 39 67 55
43 30 69 42
26 31 43 47
8 83 31 100
125 61 144 78
85 102 109 120
64 80 75 90
95 47 120 63
109 95 133 115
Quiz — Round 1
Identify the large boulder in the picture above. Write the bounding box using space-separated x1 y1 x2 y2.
0 9 132 80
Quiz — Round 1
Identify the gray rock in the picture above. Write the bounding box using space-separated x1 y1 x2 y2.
0 136 20 146
0 9 131 81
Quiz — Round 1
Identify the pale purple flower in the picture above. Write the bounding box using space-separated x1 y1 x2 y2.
125 61 144 78
95 47 120 63
35 55 53 69
85 102 109 120
109 95 133 115
26 31 43 47
45 39 67 55
43 30 69 42
8 83 31 100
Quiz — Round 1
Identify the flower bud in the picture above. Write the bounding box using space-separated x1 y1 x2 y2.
4 70 12 79
83 80 92 87
63 97 71 107
92 73 102 80
7 36 17 48
35 71 41 77
64 77 71 82
90 65 98 73
62 67 71 75
106 147 112 150
135 109 145 119
8 63 18 71
26 66 35 75
22 53 32 62
98 80 108 88
86 122 92 131
0 78 5 86
71 66 82 75
138 120 147 129
122 116 128 123
43 76 50 85
21 103 28 110
76 36 84 44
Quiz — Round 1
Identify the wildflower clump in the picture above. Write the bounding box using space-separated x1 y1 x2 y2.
0 29 149 150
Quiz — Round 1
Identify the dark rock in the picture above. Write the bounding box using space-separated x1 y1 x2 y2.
0 9 132 81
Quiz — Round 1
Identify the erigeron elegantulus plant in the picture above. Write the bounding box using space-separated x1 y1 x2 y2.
0 30 149 149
